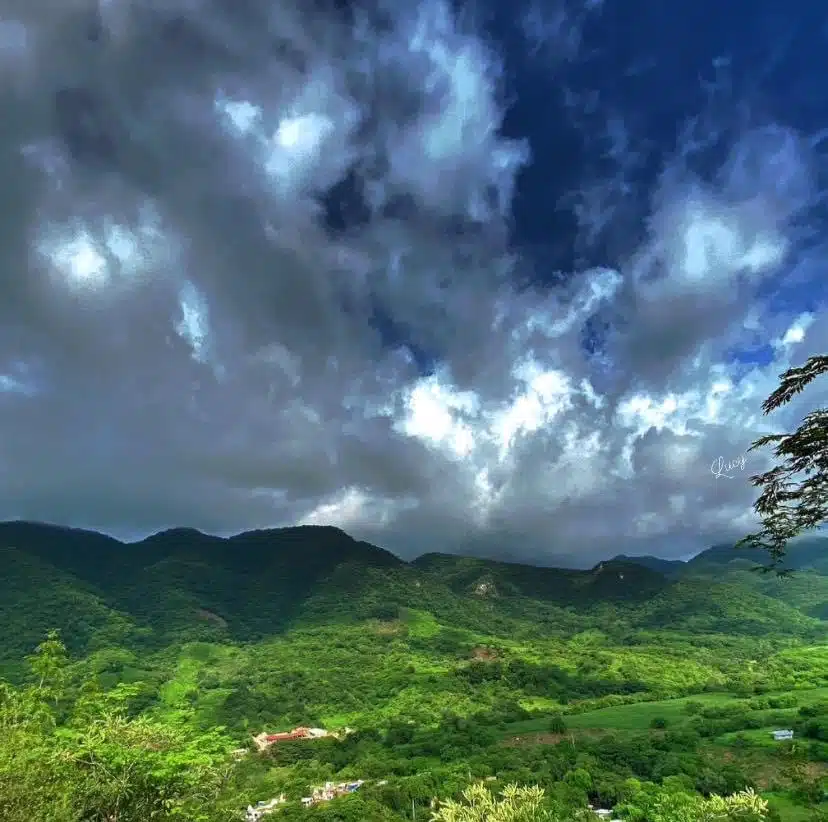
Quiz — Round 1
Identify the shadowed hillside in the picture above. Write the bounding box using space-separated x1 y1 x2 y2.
412 553 670 604
2 521 826 674
685 538 828 575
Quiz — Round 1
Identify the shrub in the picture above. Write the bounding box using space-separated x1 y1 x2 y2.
548 713 567 734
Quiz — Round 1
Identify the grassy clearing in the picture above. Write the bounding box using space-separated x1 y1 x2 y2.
565 694 738 730
715 728 792 748
500 694 737 736
401 608 440 638
159 655 202 707
501 685 828 736
788 685 828 702
764 791 827 822
518 697 564 713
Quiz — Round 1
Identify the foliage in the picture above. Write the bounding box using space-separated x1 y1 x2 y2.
429 782 555 822
0 634 236 822
429 782 773 822
739 355 828 570
0 523 827 821
616 784 770 822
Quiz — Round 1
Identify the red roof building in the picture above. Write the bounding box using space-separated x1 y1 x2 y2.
264 727 311 743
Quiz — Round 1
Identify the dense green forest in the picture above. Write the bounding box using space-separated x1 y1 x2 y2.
2 522 827 821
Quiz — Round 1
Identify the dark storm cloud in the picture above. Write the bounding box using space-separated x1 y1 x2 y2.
0 0 825 566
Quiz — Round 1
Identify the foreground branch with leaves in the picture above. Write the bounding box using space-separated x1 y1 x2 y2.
427 782 770 822
0 632 236 822
739 354 828 570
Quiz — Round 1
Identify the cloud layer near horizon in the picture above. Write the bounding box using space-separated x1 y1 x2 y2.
0 0 826 567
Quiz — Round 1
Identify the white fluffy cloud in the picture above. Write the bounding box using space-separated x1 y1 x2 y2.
0 0 825 567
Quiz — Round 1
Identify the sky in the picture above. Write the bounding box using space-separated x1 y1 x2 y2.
0 0 826 568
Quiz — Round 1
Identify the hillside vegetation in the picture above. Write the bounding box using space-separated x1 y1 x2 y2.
1 522 827 821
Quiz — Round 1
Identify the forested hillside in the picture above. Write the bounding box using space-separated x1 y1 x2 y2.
2 523 827 821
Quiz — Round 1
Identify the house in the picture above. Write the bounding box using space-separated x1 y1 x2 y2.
772 729 794 741
245 795 286 821
301 779 366 807
268 726 311 742
253 727 331 752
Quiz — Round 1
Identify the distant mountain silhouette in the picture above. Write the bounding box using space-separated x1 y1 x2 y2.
609 554 687 577
612 538 828 577
685 538 828 575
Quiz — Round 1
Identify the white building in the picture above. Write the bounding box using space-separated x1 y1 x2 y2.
772 729 794 741
245 795 286 821
301 779 366 807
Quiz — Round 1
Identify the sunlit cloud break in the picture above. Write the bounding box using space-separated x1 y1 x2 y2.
0 0 825 567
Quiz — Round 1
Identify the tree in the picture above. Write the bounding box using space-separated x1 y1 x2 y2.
429 782 558 822
59 707 236 821
738 355 828 571
26 629 69 706
702 788 769 821
0 678 77 821
563 768 593 796
0 633 237 822
616 783 769 822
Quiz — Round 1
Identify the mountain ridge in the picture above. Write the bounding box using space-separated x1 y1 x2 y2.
4 519 825 575
1 520 825 672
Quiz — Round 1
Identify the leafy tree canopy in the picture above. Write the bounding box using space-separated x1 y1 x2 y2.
739 355 828 571
0 632 236 822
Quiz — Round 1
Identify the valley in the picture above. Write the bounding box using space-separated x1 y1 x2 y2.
1 522 827 821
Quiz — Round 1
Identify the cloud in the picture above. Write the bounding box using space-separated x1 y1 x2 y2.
0 0 825 568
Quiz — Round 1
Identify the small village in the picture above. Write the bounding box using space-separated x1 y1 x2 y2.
244 726 369 820
246 779 383 820
242 726 635 821
242 723 801 819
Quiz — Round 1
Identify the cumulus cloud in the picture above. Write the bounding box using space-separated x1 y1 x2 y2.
0 0 825 567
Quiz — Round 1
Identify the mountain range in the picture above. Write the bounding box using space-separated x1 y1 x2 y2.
2 520 827 678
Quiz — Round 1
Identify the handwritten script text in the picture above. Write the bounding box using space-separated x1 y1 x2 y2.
710 454 747 479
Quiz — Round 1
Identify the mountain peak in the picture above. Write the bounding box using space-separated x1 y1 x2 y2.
139 526 212 543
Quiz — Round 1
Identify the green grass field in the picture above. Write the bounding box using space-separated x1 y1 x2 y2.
765 792 828 822
565 694 738 730
503 686 828 736
715 728 791 748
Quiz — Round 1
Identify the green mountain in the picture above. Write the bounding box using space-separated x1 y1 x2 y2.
606 538 828 630
413 553 669 604
0 545 140 678
610 537 828 578
3 521 826 671
0 523 403 657
685 537 828 575
3 521 828 822
610 553 687 577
